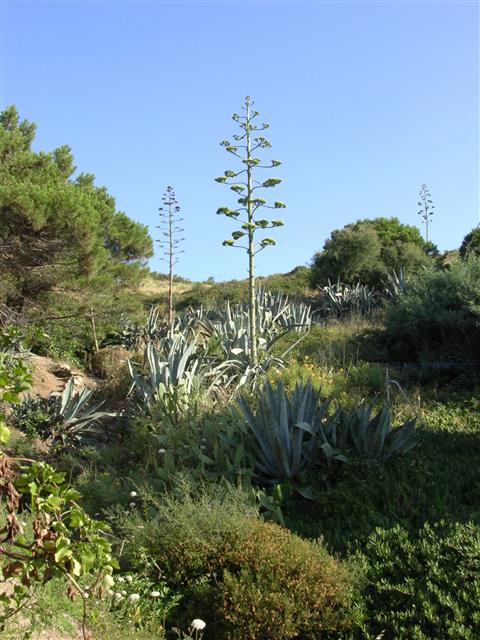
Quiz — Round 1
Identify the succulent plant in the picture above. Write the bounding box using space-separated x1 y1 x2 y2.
237 381 336 483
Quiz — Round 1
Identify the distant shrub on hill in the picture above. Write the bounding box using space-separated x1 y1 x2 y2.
384 256 480 361
311 217 431 289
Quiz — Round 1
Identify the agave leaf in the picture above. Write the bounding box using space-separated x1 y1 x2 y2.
295 421 315 435
295 485 315 500
384 420 417 459
371 406 390 458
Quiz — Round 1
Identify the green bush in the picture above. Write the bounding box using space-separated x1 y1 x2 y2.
384 257 480 362
358 520 480 639
115 481 360 639
311 217 430 289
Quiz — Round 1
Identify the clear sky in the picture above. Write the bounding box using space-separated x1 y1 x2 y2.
2 0 478 281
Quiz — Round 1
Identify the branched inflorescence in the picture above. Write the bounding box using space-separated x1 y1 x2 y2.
215 96 285 365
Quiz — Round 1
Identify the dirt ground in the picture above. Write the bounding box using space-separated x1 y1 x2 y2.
21 354 99 400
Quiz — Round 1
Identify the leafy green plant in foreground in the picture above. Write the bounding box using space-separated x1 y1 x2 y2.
0 333 117 638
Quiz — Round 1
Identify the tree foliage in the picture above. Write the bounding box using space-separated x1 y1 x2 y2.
459 226 480 259
310 217 431 288
0 106 153 314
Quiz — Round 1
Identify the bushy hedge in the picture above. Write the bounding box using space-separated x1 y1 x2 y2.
384 257 480 362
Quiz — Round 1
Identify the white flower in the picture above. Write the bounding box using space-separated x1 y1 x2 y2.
150 590 161 598
158 448 166 454
129 502 136 508
129 491 137 497
114 592 123 599
121 590 127 596
117 576 125 583
128 593 140 603
125 575 133 583
191 619 206 630
107 589 114 596
200 445 206 451
103 574 114 588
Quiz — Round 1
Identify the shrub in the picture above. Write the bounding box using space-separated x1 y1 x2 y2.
358 521 480 639
384 257 480 361
115 481 360 639
217 520 360 640
90 346 131 379
310 217 430 289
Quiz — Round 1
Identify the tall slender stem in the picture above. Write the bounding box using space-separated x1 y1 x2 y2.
168 202 174 325
246 97 258 367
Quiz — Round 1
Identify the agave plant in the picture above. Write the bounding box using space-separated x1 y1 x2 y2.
383 267 407 300
128 334 202 410
338 404 417 461
318 279 378 317
237 381 340 483
103 306 166 350
47 378 111 446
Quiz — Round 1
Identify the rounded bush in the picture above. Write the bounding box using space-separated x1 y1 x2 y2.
121 483 360 639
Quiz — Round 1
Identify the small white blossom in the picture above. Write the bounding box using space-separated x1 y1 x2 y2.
128 593 140 603
191 619 206 630
117 576 125 583
150 590 161 598
121 590 127 596
103 574 114 588
107 590 114 596
114 592 123 599
125 575 133 583
158 448 166 454
129 502 136 508
129 491 138 498
200 445 206 451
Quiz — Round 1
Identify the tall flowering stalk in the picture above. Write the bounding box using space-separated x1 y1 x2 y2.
157 186 184 324
417 183 435 243
215 96 285 366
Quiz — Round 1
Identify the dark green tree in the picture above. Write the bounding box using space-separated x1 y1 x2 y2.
417 183 435 243
215 96 285 366
157 186 184 324
459 226 480 259
0 106 153 314
311 217 430 288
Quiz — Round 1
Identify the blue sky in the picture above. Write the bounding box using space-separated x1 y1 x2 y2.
2 0 478 281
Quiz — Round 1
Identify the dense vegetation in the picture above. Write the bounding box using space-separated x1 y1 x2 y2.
1 106 479 640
